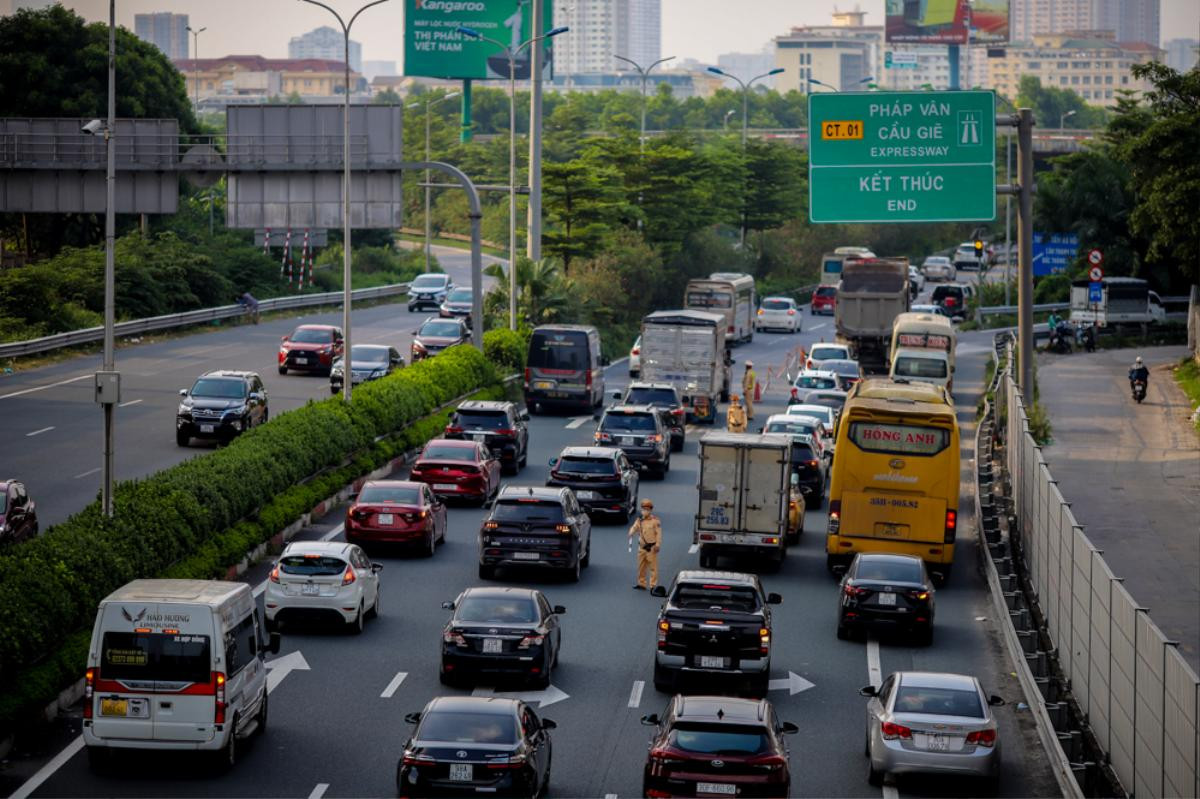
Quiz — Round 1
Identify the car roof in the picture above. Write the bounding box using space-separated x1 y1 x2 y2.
856 552 924 567
413 273 451 281
361 479 424 490
457 400 513 412
761 296 795 303
295 324 338 331
497 485 567 501
605 404 658 415
765 413 819 425
459 586 539 602
627 381 677 392
282 540 353 557
425 437 478 448
675 569 760 588
200 370 257 380
787 404 833 416
423 695 520 716
531 324 598 333
822 359 860 369
420 316 465 325
559 446 619 459
809 342 849 351
674 695 768 724
349 344 389 352
796 369 838 379
897 671 981 692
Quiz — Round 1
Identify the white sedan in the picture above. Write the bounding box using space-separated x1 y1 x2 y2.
922 257 956 282
755 296 803 333
265 541 382 634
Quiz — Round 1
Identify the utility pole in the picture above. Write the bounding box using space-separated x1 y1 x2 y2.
187 25 206 109
614 54 675 152
100 0 117 517
526 0 544 262
1017 108 1035 396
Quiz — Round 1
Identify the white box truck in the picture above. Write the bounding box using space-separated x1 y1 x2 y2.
640 309 732 424
1069 276 1165 327
694 432 792 570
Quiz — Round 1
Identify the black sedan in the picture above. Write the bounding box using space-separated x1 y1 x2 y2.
440 587 565 689
837 553 935 645
330 344 404 394
546 446 639 521
397 696 555 799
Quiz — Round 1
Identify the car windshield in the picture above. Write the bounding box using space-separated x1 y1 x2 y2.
455 411 508 430
422 443 478 461
790 406 833 426
766 420 817 437
672 583 760 612
447 288 472 302
350 346 389 364
795 375 838 390
358 485 421 504
455 596 538 624
824 361 860 376
791 445 817 463
809 346 844 361
625 387 677 406
190 378 246 399
279 555 346 576
100 632 212 685
290 328 332 344
856 557 923 583
932 287 962 300
602 413 657 433
490 500 565 523
419 321 463 338
417 711 518 744
411 275 447 289
761 299 791 310
557 457 617 475
669 725 769 756
894 356 948 379
529 330 589 371
893 686 984 718
815 286 837 298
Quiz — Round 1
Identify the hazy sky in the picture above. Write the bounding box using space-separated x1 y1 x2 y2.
12 1 1200 66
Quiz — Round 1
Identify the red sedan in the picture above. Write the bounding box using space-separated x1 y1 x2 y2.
811 285 837 315
279 324 344 375
345 480 446 556
409 439 501 505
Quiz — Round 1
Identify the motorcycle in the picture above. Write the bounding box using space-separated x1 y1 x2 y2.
1076 324 1096 353
1048 322 1073 354
1131 379 1147 404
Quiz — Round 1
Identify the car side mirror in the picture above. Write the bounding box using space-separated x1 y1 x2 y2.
519 410 530 421
179 388 188 397
988 695 1006 706
859 685 878 697
640 714 660 726
348 491 359 501
441 600 455 610
371 563 383 573
548 457 558 467
778 721 799 735
553 605 566 615
612 391 621 399
649 586 667 598
404 712 421 725
541 718 557 730
267 631 281 655
281 335 289 342
767 592 782 605
412 330 419 336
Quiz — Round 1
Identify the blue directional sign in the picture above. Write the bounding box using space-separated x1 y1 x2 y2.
1088 282 1103 303
1032 232 1079 276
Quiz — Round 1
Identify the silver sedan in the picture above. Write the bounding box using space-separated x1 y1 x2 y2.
861 671 1004 790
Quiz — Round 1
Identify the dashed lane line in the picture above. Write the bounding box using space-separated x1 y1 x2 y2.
687 544 699 555
118 398 143 407
381 671 408 699
73 468 101 479
0 373 91 401
308 783 330 799
867 637 882 688
26 426 54 437
627 680 645 708
565 416 592 429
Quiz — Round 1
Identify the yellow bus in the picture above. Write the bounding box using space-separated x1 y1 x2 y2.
825 379 960 580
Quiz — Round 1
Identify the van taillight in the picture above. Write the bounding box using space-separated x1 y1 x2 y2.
728 325 735 333
524 367 531 384
586 369 593 388
214 672 227 724
827 500 841 534
83 668 95 719
944 509 957 543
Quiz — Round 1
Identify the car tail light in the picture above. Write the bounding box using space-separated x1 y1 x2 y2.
555 524 571 534
443 629 467 646
402 751 435 766
595 432 612 442
83 668 95 719
487 754 528 769
214 672 227 724
484 521 499 530
586 369 593 388
445 425 463 434
944 509 957 543
269 565 281 583
790 387 798 400
881 721 911 740
657 620 669 649
518 634 544 649
757 309 764 316
671 407 685 417
728 325 735 333
649 747 685 765
747 753 787 769
908 590 930 601
827 500 841 534
645 791 672 799
760 627 770 654
495 428 515 436
342 566 357 585
631 347 639 355
844 584 869 598
787 309 796 316
807 459 818 467
966 728 997 747
646 434 663 443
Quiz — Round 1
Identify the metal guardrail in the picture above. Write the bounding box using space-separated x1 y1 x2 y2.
0 282 410 360
978 301 1069 318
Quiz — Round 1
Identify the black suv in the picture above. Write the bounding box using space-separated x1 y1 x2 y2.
651 570 782 695
176 370 268 446
478 486 592 583
546 446 639 521
931 283 967 317
614 382 686 452
790 435 827 508
446 400 530 475
407 273 454 312
593 405 671 478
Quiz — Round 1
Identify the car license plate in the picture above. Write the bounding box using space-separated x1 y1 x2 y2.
927 733 950 751
434 483 457 491
534 381 554 390
696 782 736 796
99 698 128 717
378 513 393 525
576 490 595 500
620 436 634 445
295 357 308 363
302 583 321 596
472 433 487 442
200 424 215 433
483 638 503 653
449 763 473 782
699 656 726 669
513 552 540 560
877 592 897 606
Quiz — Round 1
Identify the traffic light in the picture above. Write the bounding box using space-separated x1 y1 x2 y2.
973 239 984 259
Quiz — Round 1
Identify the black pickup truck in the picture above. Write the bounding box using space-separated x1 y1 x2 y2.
651 570 782 695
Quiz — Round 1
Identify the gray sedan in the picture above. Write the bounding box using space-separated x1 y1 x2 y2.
860 671 1004 790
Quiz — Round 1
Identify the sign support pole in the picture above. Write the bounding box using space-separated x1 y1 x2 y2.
1017 108 1035 396
948 44 960 90
526 0 544 262
461 79 473 143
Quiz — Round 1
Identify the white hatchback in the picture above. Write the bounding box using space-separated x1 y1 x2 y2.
806 343 853 370
265 541 382 634
755 296 802 333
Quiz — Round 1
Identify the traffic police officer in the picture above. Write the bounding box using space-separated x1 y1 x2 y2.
726 394 748 433
742 361 757 420
628 498 662 590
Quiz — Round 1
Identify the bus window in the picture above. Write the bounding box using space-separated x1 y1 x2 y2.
687 291 732 309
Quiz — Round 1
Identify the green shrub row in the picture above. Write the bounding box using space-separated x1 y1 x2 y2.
483 327 528 373
0 345 496 697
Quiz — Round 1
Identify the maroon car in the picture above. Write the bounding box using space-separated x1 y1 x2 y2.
345 480 447 556
279 324 344 375
410 317 469 363
811 285 837 315
0 480 38 545
641 695 797 799
409 439 501 505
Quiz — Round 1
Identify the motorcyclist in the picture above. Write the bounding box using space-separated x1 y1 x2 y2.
1128 356 1149 391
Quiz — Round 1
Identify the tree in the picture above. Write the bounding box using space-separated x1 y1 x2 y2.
741 139 806 239
482 257 576 329
541 159 628 270
372 88 402 105
1013 75 1108 129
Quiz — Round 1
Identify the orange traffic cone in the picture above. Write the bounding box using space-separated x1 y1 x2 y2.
754 380 762 403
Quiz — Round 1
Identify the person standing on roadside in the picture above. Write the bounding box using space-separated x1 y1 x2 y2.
726 394 747 433
628 498 662 590
742 361 757 420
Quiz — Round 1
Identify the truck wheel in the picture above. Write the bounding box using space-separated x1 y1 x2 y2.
653 662 674 693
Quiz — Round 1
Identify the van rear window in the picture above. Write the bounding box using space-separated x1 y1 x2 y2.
894 356 948 379
101 632 211 684
529 331 588 370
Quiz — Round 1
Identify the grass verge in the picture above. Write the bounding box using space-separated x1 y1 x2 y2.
1173 357 1200 431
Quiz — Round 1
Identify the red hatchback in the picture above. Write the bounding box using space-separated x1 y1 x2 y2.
811 285 837 315
345 480 446 556
409 438 501 505
279 324 344 375
641 695 797 799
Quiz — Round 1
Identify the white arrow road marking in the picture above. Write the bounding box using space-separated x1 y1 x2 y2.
381 671 408 698
308 784 329 799
266 650 310 694
768 671 816 695
867 637 882 688
471 684 569 708
628 680 644 708
565 416 592 429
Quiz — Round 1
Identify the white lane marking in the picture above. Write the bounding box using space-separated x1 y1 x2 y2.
604 794 618 799
627 680 645 708
882 784 899 799
565 416 591 429
811 323 827 331
381 671 408 699
308 783 330 799
608 356 629 368
73 467 101 479
8 736 84 799
254 523 344 598
687 543 699 555
26 426 54 437
867 637 882 688
0 373 91 401
118 398 143 407
265 650 310 694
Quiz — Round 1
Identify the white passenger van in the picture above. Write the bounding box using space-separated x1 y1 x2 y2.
83 579 279 771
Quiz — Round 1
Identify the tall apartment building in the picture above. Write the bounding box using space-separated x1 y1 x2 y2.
716 47 777 88
1009 0 1159 46
552 0 661 74
289 26 362 73
1164 39 1199 74
773 9 881 93
134 12 190 61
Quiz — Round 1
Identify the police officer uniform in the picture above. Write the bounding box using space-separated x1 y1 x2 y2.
742 361 757 420
727 395 748 433
628 499 662 589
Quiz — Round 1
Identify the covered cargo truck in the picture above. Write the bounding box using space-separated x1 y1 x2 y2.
640 310 731 424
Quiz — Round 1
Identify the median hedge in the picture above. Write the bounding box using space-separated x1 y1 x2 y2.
0 344 498 731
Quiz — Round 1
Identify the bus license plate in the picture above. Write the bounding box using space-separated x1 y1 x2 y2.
876 523 907 538
100 698 128 717
534 381 554 390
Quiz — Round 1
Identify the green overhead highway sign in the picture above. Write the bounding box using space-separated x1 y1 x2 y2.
808 90 996 223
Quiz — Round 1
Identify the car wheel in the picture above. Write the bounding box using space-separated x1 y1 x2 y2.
176 430 190 447
837 620 850 640
256 691 268 735
567 556 581 583
367 586 380 619
531 656 551 689
653 662 674 693
502 461 518 477
217 717 238 771
330 386 339 395
347 604 364 635
867 756 884 787
438 666 458 687
581 538 591 567
519 448 528 469
278 366 287 375
751 672 770 698
426 531 437 558
916 625 933 647
671 434 684 453
478 564 495 580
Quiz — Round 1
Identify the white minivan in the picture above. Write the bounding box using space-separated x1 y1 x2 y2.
83 579 279 772
890 348 953 392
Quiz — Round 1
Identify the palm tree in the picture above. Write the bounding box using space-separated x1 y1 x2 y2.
483 257 576 328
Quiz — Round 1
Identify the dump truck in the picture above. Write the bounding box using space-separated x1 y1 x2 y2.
835 257 911 373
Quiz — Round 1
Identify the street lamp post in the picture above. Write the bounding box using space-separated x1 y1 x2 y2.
613 54 674 151
807 75 874 93
186 25 206 108
1059 109 1076 131
458 24 569 331
723 108 736 130
408 92 460 274
96 0 117 517
300 0 389 404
